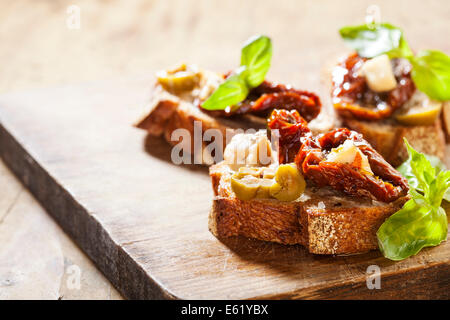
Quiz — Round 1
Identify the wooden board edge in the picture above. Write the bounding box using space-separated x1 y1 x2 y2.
252 261 450 299
0 122 179 300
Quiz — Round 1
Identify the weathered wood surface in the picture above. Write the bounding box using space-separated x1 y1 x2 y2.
0 160 122 299
1 0 449 95
0 76 448 299
0 0 449 299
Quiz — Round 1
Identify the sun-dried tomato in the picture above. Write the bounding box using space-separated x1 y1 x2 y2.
332 53 415 121
248 91 320 122
267 109 312 164
269 108 409 202
201 79 321 122
387 66 416 110
247 81 321 121
269 109 408 202
296 128 409 202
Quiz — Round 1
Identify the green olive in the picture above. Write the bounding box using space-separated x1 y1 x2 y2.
269 164 306 202
262 167 276 179
157 63 200 93
395 101 442 126
231 173 275 201
237 166 263 178
231 174 260 200
254 178 275 199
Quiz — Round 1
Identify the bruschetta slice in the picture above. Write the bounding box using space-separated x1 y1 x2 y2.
330 52 446 166
208 109 409 255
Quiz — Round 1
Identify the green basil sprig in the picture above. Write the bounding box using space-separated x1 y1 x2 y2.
377 139 450 261
201 35 272 111
397 148 450 202
339 23 450 101
339 23 412 59
241 35 272 87
410 50 450 101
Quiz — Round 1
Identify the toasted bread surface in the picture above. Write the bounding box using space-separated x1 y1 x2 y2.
209 162 408 255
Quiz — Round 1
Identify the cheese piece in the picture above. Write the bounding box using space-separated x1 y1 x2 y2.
361 54 397 92
326 140 373 174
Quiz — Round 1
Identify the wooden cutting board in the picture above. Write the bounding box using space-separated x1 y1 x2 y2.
0 76 449 300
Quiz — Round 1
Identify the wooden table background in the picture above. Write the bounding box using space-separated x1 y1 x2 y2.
1 0 449 299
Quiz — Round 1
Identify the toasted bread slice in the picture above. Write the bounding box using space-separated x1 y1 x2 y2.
209 162 408 255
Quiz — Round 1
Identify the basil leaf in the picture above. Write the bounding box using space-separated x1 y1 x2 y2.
397 152 445 183
377 199 447 261
201 35 272 111
430 170 450 207
380 139 450 261
240 35 272 88
201 67 249 111
339 23 412 58
339 23 450 102
410 50 450 101
402 140 436 194
397 140 450 202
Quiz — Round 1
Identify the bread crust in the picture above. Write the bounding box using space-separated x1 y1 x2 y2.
209 162 408 255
